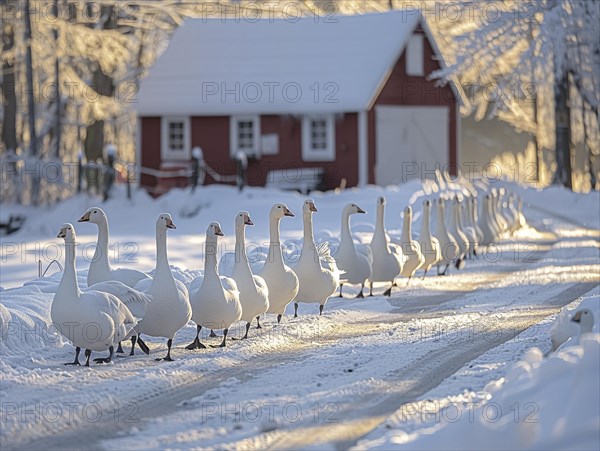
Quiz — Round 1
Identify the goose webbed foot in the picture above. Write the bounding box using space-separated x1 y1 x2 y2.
84 349 91 367
210 329 228 348
64 347 81 366
209 329 218 338
294 303 299 318
116 342 124 353
232 323 251 340
369 283 374 297
155 339 175 361
135 335 150 355
93 346 114 364
256 316 262 329
355 290 364 299
185 325 206 350
383 285 392 297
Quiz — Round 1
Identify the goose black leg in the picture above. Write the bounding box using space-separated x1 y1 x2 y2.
319 305 324 316
406 277 411 287
383 284 392 297
186 325 206 350
84 349 91 367
256 316 262 329
129 336 136 356
294 303 299 318
211 329 228 348
116 341 124 353
277 314 282 324
156 339 174 361
65 347 81 366
422 268 429 280
93 346 114 364
339 284 344 298
355 284 365 299
442 264 449 275
209 329 217 338
136 335 150 354
244 322 251 339
369 282 374 297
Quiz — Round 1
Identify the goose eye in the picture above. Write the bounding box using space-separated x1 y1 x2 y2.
93 210 97 213
278 206 281 209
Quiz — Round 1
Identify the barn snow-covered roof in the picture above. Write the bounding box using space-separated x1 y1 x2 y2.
135 10 425 116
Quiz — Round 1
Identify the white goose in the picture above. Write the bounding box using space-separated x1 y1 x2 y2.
397 206 424 284
434 198 459 275
260 204 299 323
447 197 469 268
78 207 150 287
478 194 498 246
556 308 595 352
51 224 139 366
418 200 441 277
292 200 340 316
369 196 405 296
458 200 478 259
333 203 372 298
188 222 241 349
220 212 269 339
136 214 192 361
467 197 484 253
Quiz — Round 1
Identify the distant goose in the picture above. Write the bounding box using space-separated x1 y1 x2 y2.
220 212 269 340
52 224 139 366
554 308 595 352
259 204 299 324
292 200 340 316
447 197 469 268
369 196 405 296
135 214 192 361
396 206 424 284
188 222 241 348
332 203 372 298
78 208 150 288
434 198 459 275
418 200 441 277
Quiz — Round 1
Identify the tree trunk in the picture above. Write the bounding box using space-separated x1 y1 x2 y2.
52 0 61 158
83 6 115 162
552 77 572 190
23 0 37 156
1 20 17 151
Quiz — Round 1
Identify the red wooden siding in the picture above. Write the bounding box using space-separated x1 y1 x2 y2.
140 117 161 188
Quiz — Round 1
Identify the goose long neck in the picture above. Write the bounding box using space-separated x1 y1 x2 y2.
57 242 80 298
341 211 352 242
268 216 284 265
303 212 315 247
454 204 462 227
402 212 411 241
155 228 170 276
375 204 385 236
204 236 220 280
420 206 431 238
436 203 446 234
235 226 248 264
92 219 111 273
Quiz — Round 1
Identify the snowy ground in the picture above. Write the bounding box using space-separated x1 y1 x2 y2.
0 180 599 450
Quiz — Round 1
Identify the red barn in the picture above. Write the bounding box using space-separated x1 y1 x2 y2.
134 10 461 195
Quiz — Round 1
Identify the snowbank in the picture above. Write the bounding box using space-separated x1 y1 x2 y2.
357 296 600 451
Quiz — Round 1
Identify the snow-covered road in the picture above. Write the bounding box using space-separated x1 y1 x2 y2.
4 202 598 450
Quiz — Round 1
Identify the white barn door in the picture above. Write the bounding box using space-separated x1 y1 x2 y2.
375 105 449 186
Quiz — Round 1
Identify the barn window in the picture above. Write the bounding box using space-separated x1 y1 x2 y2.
302 114 335 162
161 117 190 160
230 116 261 157
406 34 424 76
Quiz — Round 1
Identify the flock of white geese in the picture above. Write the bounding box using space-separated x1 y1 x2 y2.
51 187 527 366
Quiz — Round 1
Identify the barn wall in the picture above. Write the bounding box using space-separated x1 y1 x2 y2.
140 117 161 188
368 27 457 183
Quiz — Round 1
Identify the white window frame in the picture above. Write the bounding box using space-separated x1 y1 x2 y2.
230 115 261 157
161 117 191 161
301 114 336 162
406 33 424 76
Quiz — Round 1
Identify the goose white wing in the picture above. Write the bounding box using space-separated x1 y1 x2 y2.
188 272 205 295
87 280 151 318
317 242 345 281
252 274 269 293
356 243 373 265
218 252 236 278
109 267 151 288
220 276 239 295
